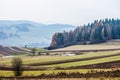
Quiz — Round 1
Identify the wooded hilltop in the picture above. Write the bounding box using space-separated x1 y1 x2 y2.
48 19 120 49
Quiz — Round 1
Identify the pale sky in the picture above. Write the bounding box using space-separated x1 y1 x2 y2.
0 0 120 26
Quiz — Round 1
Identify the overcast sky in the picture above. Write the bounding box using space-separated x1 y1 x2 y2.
0 0 120 26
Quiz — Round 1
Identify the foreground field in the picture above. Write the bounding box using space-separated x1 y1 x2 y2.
0 69 112 77
0 50 120 78
0 44 120 79
0 69 120 79
0 78 120 80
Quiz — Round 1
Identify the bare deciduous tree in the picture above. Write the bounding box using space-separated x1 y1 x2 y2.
31 48 36 56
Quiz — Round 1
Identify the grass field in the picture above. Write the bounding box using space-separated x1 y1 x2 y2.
0 44 120 78
0 50 120 66
0 69 112 77
43 56 120 68
52 40 120 52
0 54 2 57
53 44 120 51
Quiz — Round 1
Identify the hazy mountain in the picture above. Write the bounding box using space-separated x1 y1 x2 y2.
0 20 75 47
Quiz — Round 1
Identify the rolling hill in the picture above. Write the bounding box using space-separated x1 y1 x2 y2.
0 45 30 56
49 19 120 49
53 40 120 51
0 20 75 47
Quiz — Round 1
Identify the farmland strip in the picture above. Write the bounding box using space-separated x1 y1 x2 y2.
28 53 120 66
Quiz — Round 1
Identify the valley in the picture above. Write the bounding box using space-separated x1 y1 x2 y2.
0 19 120 79
0 41 120 79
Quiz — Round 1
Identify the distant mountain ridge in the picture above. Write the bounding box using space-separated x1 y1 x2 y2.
0 20 75 47
49 19 120 49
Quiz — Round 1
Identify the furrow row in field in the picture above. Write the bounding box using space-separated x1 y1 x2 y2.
0 45 30 55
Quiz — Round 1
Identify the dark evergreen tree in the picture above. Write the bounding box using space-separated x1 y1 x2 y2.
49 19 120 49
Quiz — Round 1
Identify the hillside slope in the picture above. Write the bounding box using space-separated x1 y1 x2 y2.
51 39 120 51
0 45 30 56
49 19 120 49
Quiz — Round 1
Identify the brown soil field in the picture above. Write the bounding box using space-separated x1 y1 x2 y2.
0 78 119 80
0 45 30 55
68 60 120 69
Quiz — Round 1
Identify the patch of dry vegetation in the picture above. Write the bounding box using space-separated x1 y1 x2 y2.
53 44 120 51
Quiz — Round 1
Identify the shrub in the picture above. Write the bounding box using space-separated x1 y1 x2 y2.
12 57 23 77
